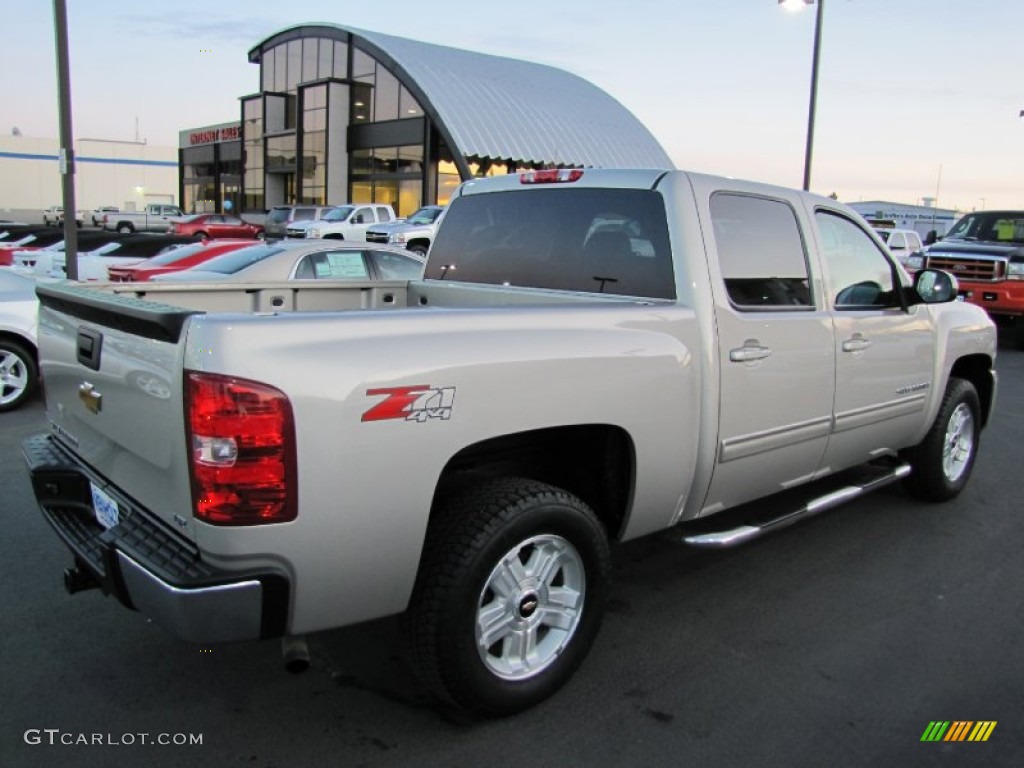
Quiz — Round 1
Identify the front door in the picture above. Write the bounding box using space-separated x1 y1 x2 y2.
813 209 936 473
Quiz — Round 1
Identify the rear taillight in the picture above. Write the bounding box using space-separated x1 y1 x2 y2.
185 372 297 525
519 169 583 184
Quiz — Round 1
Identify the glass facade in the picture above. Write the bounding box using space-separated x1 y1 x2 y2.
216 29 528 216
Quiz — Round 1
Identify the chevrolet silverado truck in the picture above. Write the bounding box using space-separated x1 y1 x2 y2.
23 168 997 717
102 204 184 234
365 204 445 254
907 210 1024 345
287 203 395 240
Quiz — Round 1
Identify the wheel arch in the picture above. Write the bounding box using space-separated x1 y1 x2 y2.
949 353 995 427
0 331 37 359
430 424 635 542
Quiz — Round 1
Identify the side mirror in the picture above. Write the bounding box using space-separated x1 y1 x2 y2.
912 268 958 304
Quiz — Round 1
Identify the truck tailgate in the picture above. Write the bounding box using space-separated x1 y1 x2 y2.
36 283 199 540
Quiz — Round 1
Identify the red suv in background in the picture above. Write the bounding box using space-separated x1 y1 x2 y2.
107 239 255 281
167 214 264 240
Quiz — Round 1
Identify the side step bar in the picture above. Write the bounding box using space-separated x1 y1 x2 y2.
683 462 912 549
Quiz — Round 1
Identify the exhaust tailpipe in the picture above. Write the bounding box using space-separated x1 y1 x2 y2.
281 635 310 674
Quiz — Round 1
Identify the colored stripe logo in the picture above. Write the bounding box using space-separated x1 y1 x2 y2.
921 721 997 742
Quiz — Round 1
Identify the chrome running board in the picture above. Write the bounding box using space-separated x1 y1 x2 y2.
683 462 912 549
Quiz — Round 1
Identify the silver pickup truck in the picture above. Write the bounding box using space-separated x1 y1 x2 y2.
102 203 184 233
24 168 997 717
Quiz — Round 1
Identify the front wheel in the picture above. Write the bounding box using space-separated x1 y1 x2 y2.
406 478 610 716
0 340 39 412
902 378 981 502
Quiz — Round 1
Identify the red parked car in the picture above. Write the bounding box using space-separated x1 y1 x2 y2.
107 239 255 281
167 214 264 240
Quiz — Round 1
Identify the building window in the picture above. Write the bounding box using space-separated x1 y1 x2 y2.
301 84 327 205
399 86 422 118
266 135 297 169
243 97 264 212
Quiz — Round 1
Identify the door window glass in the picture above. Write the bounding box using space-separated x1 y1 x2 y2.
710 193 812 309
815 211 899 309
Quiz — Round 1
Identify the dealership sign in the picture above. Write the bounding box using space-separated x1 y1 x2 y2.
183 123 241 147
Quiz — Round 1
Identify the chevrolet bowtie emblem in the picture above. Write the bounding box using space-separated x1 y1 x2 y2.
78 382 102 414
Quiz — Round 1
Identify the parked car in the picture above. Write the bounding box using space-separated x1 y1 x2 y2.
0 229 71 265
289 204 396 241
90 206 119 227
0 268 42 411
167 214 264 240
150 240 424 282
39 234 201 281
263 204 336 240
906 210 1024 345
366 205 446 254
42 206 63 226
102 204 185 234
25 167 996 718
7 231 126 271
107 240 256 282
873 228 924 266
42 206 83 228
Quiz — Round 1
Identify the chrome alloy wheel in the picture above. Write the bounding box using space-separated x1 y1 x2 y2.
475 534 585 681
943 402 975 483
0 349 30 406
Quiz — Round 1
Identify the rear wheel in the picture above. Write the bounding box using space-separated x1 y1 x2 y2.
0 340 39 412
116 223 134 234
406 478 610 716
902 378 981 502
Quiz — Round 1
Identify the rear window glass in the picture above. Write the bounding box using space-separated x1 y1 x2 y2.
194 245 287 274
424 188 674 299
144 243 207 266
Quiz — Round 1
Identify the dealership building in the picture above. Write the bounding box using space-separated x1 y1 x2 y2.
179 24 673 217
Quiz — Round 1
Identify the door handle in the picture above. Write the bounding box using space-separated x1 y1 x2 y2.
729 342 772 363
842 335 873 353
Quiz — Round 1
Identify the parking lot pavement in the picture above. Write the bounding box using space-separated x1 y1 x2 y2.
1 340 1022 768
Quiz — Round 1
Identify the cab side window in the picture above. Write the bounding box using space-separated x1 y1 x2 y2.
815 211 899 309
710 193 812 309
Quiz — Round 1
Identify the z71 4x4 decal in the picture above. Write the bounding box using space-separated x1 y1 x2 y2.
362 385 456 423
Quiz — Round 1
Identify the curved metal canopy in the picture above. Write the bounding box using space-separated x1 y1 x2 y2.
251 24 674 170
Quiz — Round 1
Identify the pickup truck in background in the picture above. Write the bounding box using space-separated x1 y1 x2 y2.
366 205 446 254
42 206 83 228
873 227 923 266
907 210 1024 345
288 203 395 240
102 204 184 234
24 168 997 717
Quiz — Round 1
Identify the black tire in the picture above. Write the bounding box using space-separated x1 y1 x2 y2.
196 231 209 241
408 243 429 256
902 378 981 502
0 339 39 412
116 223 134 234
406 478 610 716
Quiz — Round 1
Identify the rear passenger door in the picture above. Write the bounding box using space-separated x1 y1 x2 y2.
813 209 935 473
702 191 835 512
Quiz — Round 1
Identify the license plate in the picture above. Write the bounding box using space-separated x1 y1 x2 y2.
90 482 120 529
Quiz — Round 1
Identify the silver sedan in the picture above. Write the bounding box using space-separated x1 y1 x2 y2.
149 240 424 283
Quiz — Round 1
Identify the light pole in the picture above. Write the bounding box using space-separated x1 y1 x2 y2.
53 0 78 279
780 0 825 192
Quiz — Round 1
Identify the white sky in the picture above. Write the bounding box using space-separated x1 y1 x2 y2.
3 0 1022 211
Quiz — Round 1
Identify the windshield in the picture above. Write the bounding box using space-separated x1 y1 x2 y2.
425 188 674 299
406 207 444 225
321 206 355 222
189 244 286 274
946 213 1024 244
267 208 291 222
